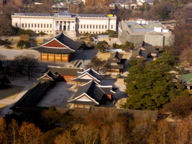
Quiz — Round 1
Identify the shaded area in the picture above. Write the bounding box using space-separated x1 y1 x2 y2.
10 81 56 111
0 85 24 100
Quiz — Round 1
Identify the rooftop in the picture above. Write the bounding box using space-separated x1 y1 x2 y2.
125 20 164 33
12 12 115 18
13 13 54 17
78 14 108 18
183 73 192 83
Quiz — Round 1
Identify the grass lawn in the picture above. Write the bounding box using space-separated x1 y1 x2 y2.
0 85 24 100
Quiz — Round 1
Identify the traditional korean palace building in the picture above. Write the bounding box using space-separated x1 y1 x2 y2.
11 12 117 35
68 68 116 108
48 65 83 82
34 33 82 62
107 52 126 73
72 68 105 84
68 80 115 109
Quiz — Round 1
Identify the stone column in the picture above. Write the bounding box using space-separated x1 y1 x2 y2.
66 21 68 31
62 21 64 31
63 21 66 31
68 21 70 31
57 21 60 31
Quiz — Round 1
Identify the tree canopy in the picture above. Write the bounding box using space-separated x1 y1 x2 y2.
95 41 109 52
17 40 30 49
122 53 189 110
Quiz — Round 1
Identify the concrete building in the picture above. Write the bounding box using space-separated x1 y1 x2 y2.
118 20 173 47
11 12 117 36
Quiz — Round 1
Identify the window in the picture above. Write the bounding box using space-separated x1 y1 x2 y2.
102 25 104 29
44 24 46 28
38 24 39 28
22 24 24 27
31 24 33 28
78 104 84 108
105 25 107 29
35 24 36 27
111 25 113 29
93 25 95 29
87 25 88 29
90 25 92 29
50 24 52 28
47 24 49 28
41 24 43 28
28 24 30 28
84 25 85 29
99 25 101 29
25 24 27 27
96 25 98 29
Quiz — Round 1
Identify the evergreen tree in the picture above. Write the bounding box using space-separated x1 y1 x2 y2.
122 53 189 110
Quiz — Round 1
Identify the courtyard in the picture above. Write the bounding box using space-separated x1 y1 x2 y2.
37 81 77 108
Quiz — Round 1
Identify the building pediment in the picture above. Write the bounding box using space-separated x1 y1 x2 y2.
43 39 67 48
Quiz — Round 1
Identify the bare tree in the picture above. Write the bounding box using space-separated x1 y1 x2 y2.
179 47 192 66
19 121 42 144
83 0 111 14
0 54 6 74
12 54 39 80
23 54 39 81
85 56 109 73
0 15 12 36
0 118 8 144
148 121 176 144
8 119 19 144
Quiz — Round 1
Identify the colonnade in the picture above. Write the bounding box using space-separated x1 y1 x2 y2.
56 21 75 31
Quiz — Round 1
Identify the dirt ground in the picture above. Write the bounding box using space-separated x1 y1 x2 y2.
0 75 41 116
0 85 24 112
1 35 53 49
96 52 132 61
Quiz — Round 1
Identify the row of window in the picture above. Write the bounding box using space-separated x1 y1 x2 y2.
78 24 113 29
16 23 114 31
34 30 52 33
74 104 90 109
21 23 52 29
79 31 106 34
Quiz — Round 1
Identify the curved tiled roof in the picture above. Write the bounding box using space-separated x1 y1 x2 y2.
69 80 115 105
34 46 75 54
34 33 82 54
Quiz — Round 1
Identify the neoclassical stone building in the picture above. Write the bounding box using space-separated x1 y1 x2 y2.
11 12 117 35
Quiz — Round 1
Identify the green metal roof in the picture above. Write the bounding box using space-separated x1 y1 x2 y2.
143 23 162 29
183 73 192 83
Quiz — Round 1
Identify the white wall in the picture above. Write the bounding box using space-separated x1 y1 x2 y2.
12 14 117 35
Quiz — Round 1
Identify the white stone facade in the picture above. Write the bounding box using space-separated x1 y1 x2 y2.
11 12 117 35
